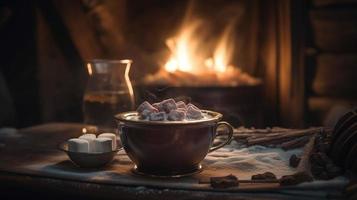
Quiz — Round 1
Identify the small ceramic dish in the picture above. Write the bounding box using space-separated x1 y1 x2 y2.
58 142 122 168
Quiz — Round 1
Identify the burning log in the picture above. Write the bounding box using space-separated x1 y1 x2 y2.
144 68 260 87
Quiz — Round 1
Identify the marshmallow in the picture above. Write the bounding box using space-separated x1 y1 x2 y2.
152 102 161 111
186 105 203 119
139 109 153 119
136 100 204 121
79 134 96 152
161 98 177 113
137 101 159 120
149 112 166 121
68 138 89 153
94 138 113 153
187 103 200 110
168 109 186 121
98 133 117 150
137 101 157 113
176 101 187 110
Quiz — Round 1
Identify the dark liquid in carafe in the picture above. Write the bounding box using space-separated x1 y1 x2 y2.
83 91 133 129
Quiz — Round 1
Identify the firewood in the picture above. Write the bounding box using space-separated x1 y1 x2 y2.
234 133 271 139
251 137 298 146
233 127 292 134
234 132 288 139
280 136 310 150
233 128 294 141
246 128 321 146
199 178 280 184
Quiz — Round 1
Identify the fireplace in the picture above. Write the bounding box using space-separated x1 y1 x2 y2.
1 0 356 128
128 0 263 127
0 0 306 128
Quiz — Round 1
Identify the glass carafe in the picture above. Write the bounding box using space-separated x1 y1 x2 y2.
83 59 135 132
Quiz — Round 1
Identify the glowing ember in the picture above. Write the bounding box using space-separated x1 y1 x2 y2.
144 16 260 87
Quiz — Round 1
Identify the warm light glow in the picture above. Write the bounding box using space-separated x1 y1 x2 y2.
145 15 260 86
210 22 235 73
163 19 235 75
124 60 135 110
165 59 178 72
87 64 93 76
164 20 203 73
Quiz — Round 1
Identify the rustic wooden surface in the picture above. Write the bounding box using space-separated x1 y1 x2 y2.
0 123 345 200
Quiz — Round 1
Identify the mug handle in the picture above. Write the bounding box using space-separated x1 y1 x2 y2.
209 121 234 152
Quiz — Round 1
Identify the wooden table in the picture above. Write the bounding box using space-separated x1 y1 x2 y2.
0 123 347 200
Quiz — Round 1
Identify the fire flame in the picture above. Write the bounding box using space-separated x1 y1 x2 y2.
164 20 204 73
144 16 260 86
210 22 235 73
164 19 235 75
